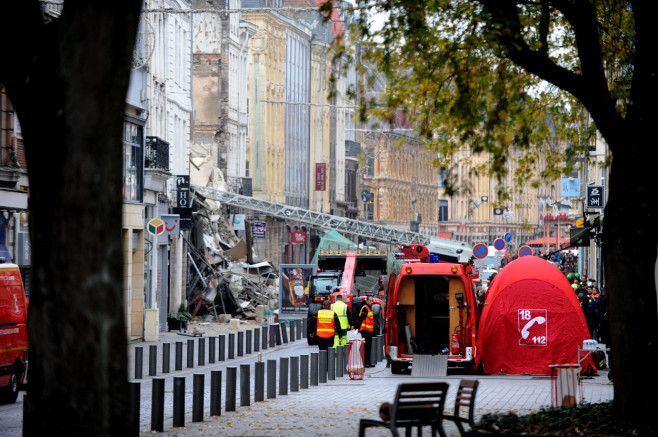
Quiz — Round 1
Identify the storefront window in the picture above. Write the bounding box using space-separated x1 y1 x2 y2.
123 121 143 202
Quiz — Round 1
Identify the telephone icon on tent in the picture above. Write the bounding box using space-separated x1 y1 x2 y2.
521 316 546 339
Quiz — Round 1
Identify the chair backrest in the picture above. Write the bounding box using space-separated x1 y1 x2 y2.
453 379 479 426
390 382 449 426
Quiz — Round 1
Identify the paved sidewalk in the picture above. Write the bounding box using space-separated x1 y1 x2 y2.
127 327 613 437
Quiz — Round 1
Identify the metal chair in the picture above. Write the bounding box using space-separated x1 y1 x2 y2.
441 379 479 436
359 382 449 437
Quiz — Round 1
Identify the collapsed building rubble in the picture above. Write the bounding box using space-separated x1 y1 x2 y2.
186 188 279 320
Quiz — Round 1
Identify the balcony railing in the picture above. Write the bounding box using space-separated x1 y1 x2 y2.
145 136 169 171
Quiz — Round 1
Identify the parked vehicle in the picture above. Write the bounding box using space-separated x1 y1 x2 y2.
384 244 480 374
0 261 28 404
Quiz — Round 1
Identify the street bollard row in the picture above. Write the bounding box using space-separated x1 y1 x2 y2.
133 320 308 380
129 329 385 436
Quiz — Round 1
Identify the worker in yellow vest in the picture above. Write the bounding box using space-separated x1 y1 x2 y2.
357 295 375 367
331 294 354 347
309 299 343 351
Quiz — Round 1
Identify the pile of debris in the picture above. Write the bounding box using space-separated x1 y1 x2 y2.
186 189 279 320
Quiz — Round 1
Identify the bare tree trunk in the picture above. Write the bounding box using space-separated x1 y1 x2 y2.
604 139 658 425
2 2 142 435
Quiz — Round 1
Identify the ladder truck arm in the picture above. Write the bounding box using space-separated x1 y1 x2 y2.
190 184 430 246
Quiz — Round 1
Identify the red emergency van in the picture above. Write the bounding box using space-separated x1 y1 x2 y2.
0 262 28 403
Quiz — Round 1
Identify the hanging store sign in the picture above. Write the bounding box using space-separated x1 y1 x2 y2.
252 222 266 239
233 214 246 231
315 163 326 191
176 174 191 208
560 178 580 198
172 208 193 230
161 214 180 236
147 218 165 235
586 186 605 209
291 231 306 244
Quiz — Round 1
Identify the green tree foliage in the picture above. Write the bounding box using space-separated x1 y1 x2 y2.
323 0 657 427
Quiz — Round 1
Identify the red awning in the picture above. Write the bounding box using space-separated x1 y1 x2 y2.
525 236 570 246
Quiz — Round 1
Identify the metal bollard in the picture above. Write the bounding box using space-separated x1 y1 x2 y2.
149 345 157 376
373 335 379 363
134 346 143 379
246 330 252 354
254 327 260 352
240 364 250 406
275 324 282 345
328 347 336 380
198 338 205 366
210 370 222 416
187 339 194 368
162 343 170 373
175 342 183 371
378 335 383 363
296 320 302 340
289 320 295 342
225 367 237 412
130 381 140 437
209 336 216 364
269 325 276 347
255 361 265 402
279 357 289 396
300 354 309 389
238 331 244 357
336 345 344 378
193 374 204 422
281 322 289 343
290 356 299 392
151 378 164 432
218 335 226 361
369 337 376 366
262 326 268 350
377 335 383 363
319 350 327 383
310 352 319 386
302 318 307 338
267 359 276 399
228 333 235 359
173 376 185 427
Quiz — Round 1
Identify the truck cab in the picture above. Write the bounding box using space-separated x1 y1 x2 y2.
306 270 341 344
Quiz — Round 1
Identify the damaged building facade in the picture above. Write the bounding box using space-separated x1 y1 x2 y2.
182 1 358 325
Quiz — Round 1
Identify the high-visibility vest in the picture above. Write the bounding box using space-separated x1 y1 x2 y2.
359 304 374 332
331 300 349 330
316 309 336 338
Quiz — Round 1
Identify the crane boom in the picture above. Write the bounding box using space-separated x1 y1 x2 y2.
191 184 430 245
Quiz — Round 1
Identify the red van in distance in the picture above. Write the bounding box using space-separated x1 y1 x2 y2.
0 261 28 404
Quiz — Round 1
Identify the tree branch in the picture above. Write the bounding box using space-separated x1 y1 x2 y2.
479 0 623 146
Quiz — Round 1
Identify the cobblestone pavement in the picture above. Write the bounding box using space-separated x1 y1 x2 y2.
128 323 613 437
0 320 613 437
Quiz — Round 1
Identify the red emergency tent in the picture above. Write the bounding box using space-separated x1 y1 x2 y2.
476 256 595 375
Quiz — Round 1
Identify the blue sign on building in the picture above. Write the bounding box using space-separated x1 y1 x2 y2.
561 177 580 197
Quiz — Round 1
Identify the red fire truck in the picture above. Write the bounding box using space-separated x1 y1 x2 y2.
384 244 479 374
